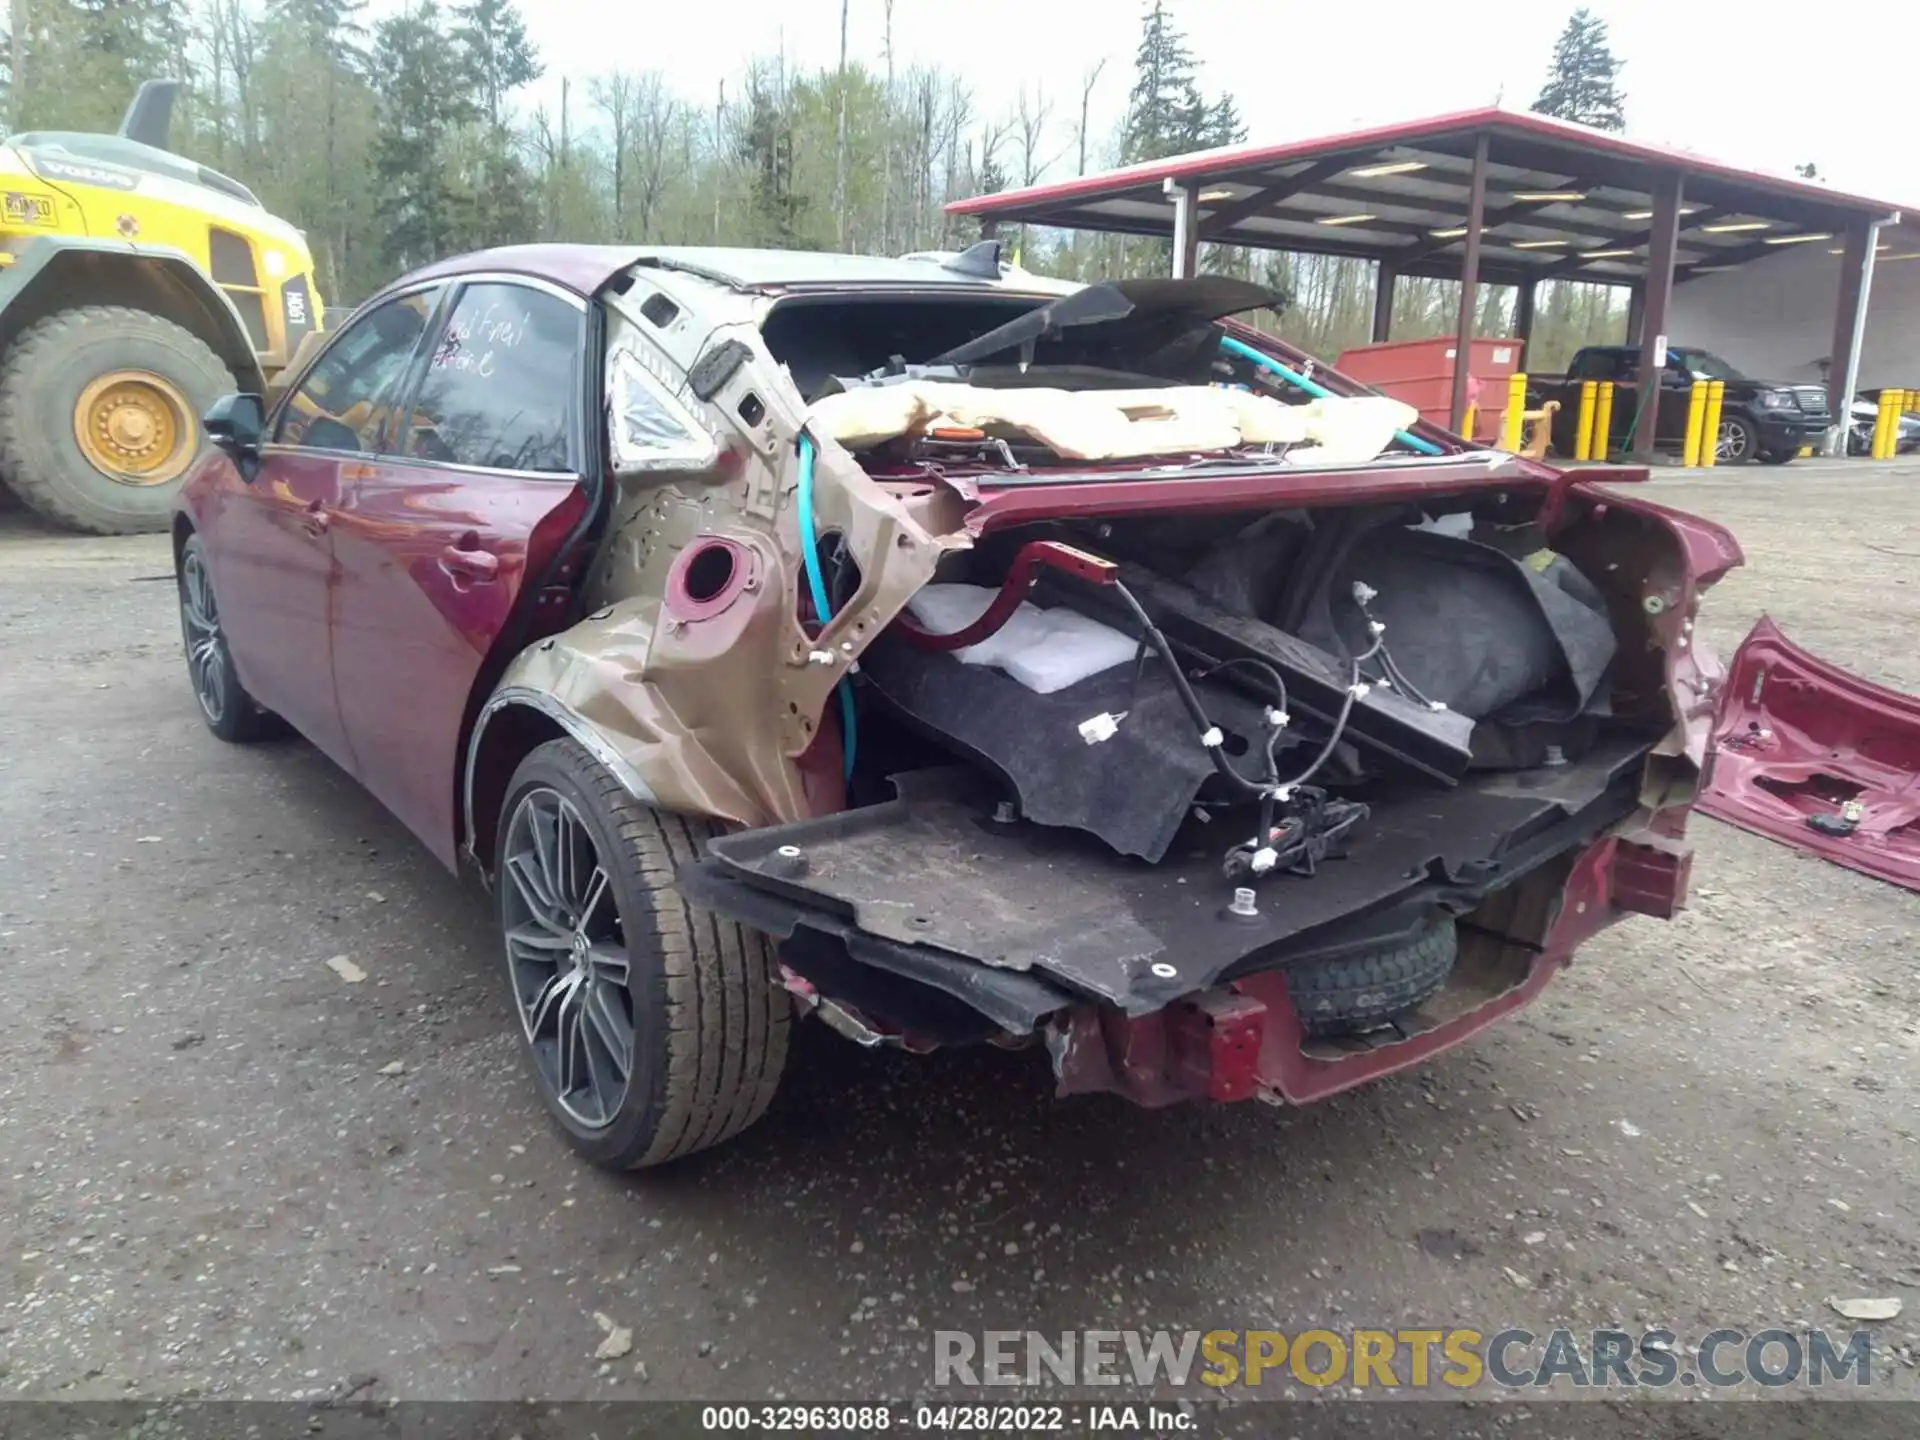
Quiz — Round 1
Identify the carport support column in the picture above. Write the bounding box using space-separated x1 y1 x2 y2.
1630 171 1685 461
1826 217 1885 454
1448 132 1490 433
1514 278 1537 353
1165 178 1199 279
1372 260 1397 343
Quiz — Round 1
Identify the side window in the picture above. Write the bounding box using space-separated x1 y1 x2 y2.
400 282 580 473
1570 349 1623 381
274 289 438 451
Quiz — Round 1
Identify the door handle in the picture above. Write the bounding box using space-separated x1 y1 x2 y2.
301 499 329 536
439 544 500 583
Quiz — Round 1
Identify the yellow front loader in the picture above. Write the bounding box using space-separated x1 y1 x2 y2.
0 80 325 533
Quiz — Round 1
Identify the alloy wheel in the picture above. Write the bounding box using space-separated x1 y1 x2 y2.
179 548 227 724
1716 420 1749 462
501 787 635 1129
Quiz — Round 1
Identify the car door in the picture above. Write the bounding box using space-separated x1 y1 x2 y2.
1652 352 1698 446
327 277 593 869
209 285 443 768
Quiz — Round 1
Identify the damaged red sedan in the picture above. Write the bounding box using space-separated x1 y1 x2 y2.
172 243 1739 1169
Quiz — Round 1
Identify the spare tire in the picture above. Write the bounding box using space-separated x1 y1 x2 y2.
1288 918 1458 1038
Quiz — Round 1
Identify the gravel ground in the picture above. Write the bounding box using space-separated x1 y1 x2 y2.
0 462 1915 1413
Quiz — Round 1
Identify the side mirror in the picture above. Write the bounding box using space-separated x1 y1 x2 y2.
203 393 265 482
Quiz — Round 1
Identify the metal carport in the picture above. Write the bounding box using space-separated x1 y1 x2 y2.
946 108 1908 458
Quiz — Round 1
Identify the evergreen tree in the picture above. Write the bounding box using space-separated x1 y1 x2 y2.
1530 8 1626 132
255 0 376 298
737 66 803 247
369 2 475 271
1121 0 1205 162
452 0 538 133
11 0 176 132
1203 94 1245 149
449 0 540 251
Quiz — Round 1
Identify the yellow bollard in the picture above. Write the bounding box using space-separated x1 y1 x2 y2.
1683 380 1710 466
1701 380 1727 468
1501 372 1527 451
1873 390 1896 459
1464 402 1477 443
1575 379 1598 461
1592 381 1615 461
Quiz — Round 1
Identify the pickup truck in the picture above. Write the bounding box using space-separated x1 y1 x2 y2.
1531 344 1832 465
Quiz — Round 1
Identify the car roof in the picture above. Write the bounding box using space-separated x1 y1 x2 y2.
632 246 1083 295
382 244 1082 302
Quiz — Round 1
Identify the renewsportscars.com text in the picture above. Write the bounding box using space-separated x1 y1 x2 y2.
934 1327 1877 1390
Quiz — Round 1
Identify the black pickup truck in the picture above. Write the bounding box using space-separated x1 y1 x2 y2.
1531 344 1831 464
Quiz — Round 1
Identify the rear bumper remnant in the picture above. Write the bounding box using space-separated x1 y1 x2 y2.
1048 830 1682 1107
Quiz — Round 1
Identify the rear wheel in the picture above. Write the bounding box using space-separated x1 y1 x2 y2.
1287 918 1458 1038
496 739 789 1169
0 306 236 534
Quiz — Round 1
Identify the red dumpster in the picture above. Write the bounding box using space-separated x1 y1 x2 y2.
1334 336 1524 444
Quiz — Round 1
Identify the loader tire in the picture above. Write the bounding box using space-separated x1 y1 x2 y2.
0 306 236 535
496 739 790 1170
1288 918 1458 1038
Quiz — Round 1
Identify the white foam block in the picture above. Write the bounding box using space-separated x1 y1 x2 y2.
903 584 1138 694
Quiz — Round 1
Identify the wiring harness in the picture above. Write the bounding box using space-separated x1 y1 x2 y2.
1097 574 1376 888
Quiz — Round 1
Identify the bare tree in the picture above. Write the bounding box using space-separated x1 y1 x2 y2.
880 0 895 253
627 72 676 240
10 0 28 129
713 79 725 241
832 0 849 247
1012 86 1059 260
1076 59 1106 176
1015 85 1058 187
213 0 259 161
591 72 639 231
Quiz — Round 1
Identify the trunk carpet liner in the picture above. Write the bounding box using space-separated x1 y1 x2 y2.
1294 524 1618 724
699 733 1651 1014
856 633 1292 863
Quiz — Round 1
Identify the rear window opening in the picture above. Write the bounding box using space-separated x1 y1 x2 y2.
760 294 1045 402
763 280 1449 475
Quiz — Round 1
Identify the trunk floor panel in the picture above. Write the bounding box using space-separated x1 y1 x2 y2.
700 735 1653 1013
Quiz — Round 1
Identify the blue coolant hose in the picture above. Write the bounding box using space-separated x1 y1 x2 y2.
1219 335 1444 456
795 433 858 780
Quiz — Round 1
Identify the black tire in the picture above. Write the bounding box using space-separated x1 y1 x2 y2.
1288 919 1458 1038
1715 413 1760 466
1758 448 1796 465
176 533 283 743
496 739 789 1170
0 305 236 534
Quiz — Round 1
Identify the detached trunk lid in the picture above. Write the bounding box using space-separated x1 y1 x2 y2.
1699 616 1920 892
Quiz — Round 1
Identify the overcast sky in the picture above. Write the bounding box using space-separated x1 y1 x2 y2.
507 0 1912 207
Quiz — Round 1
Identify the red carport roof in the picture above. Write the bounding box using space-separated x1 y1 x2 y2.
948 108 1911 286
